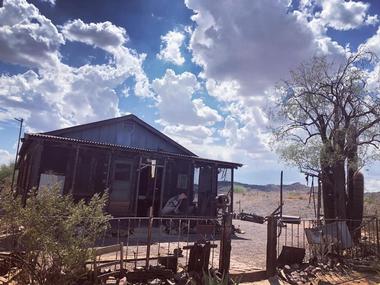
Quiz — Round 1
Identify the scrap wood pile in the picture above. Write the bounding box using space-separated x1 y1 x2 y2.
277 256 380 285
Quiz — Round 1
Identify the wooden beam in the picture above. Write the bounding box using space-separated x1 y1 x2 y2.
70 146 80 194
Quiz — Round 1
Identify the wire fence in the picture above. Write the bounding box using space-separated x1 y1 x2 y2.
276 216 379 262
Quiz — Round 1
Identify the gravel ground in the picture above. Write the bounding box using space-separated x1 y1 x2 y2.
230 220 268 272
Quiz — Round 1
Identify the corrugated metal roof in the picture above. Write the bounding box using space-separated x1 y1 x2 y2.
24 133 242 168
44 114 196 156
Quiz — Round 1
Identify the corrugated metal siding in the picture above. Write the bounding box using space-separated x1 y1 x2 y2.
58 121 183 154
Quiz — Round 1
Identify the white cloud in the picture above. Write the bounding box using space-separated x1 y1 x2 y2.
360 26 380 56
182 0 352 179
157 30 186 65
163 124 214 145
0 0 152 132
61 19 127 50
39 0 55 5
61 19 152 99
186 0 321 99
152 69 222 126
318 0 377 31
0 149 13 165
0 0 64 68
365 14 379 26
206 79 240 102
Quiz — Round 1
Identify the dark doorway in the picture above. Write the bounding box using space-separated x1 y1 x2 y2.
109 159 133 216
136 165 163 217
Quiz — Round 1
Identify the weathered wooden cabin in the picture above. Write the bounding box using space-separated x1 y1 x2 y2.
15 115 241 217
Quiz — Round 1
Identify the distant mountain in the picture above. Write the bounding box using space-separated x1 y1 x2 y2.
218 181 310 192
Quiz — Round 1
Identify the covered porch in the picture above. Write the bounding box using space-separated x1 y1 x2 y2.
16 133 241 218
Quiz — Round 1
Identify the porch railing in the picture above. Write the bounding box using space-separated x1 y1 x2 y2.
95 216 221 271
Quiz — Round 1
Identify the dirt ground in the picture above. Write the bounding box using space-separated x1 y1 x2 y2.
240 272 380 285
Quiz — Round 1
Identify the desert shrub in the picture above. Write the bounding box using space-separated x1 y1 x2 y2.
234 184 246 194
0 163 13 186
0 186 110 285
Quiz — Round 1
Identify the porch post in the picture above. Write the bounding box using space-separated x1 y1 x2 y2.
70 146 80 194
159 158 167 214
29 141 44 190
105 151 112 187
134 156 143 216
230 168 234 213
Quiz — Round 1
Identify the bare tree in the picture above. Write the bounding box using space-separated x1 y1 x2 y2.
270 51 380 219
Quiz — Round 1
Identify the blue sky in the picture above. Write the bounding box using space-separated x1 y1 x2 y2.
0 0 380 191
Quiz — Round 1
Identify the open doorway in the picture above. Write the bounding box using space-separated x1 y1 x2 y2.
136 164 163 217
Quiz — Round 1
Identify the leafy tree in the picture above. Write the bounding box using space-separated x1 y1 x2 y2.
270 51 380 219
0 186 110 285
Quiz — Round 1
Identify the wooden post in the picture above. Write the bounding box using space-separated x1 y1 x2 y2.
70 146 80 194
105 151 112 187
11 118 23 191
219 212 232 276
120 242 124 273
159 158 167 214
134 156 143 216
266 215 277 278
230 168 234 213
29 142 44 190
145 206 153 268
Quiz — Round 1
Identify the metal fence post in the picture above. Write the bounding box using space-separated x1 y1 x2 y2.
266 215 277 278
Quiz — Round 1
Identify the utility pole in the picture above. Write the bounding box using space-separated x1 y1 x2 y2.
11 118 24 191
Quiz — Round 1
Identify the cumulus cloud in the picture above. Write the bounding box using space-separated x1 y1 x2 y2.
157 30 186 65
152 69 222 126
186 0 321 99
360 26 380 56
0 0 64 68
62 19 127 50
206 79 240 102
318 0 377 31
183 0 351 158
163 124 214 145
0 0 152 132
181 0 358 177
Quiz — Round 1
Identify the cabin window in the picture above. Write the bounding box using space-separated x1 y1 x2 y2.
177 174 188 189
39 173 65 193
